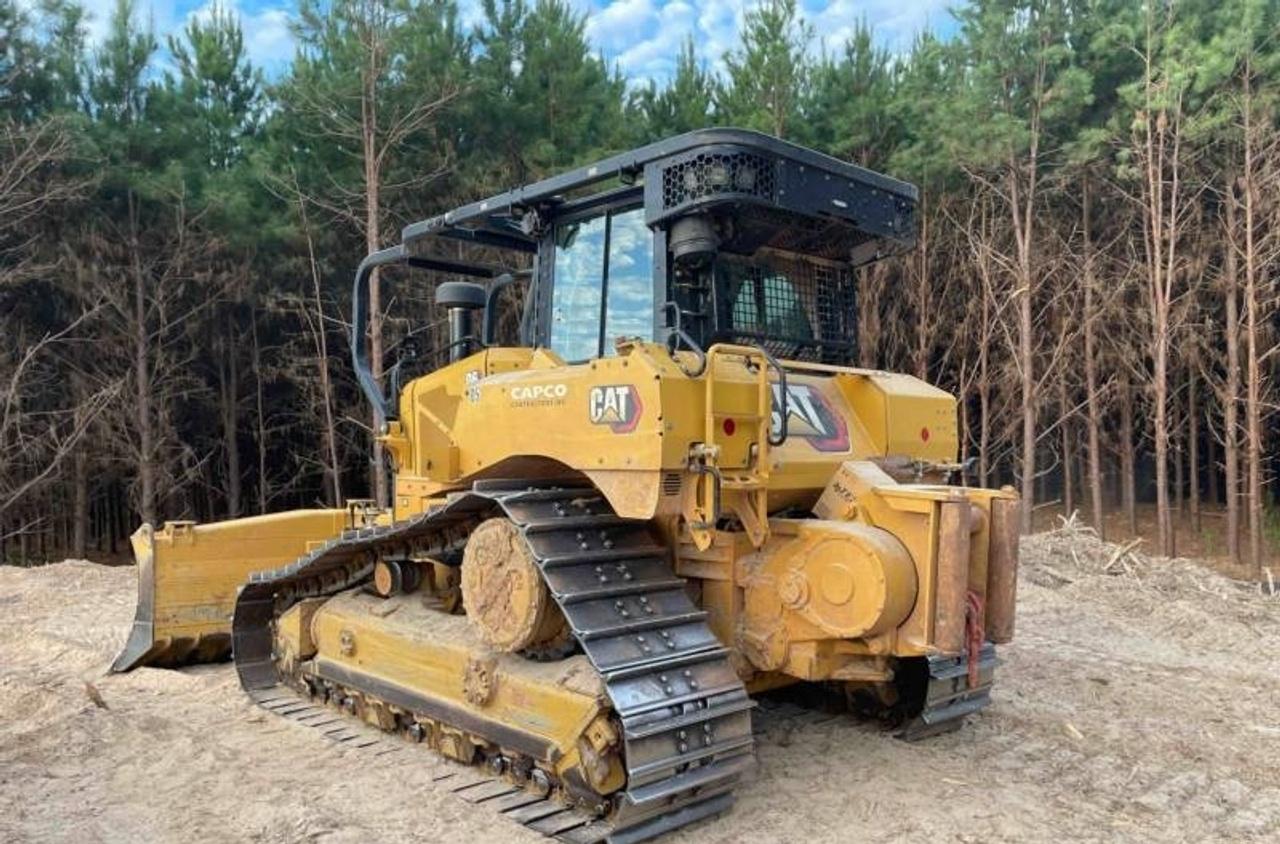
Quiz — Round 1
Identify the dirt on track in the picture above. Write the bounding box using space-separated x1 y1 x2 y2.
2 523 1279 844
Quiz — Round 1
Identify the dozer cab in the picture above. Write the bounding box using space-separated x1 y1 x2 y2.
113 129 1019 842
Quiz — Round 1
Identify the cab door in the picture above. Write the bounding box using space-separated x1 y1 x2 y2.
546 206 656 361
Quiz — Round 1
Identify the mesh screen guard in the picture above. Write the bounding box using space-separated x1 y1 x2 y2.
712 250 856 364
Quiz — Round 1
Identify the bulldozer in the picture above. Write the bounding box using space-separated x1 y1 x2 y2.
112 129 1019 843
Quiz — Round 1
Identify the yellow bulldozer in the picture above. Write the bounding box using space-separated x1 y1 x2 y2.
112 129 1018 843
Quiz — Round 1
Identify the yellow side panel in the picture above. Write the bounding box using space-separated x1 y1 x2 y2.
838 371 958 461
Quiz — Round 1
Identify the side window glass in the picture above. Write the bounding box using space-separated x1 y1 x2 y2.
550 216 606 362
603 208 654 354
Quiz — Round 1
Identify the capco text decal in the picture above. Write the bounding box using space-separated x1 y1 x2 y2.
509 383 568 407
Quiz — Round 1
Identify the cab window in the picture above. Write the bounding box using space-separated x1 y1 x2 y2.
550 207 653 361
551 216 606 362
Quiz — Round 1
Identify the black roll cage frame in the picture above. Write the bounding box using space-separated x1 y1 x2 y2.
351 128 919 424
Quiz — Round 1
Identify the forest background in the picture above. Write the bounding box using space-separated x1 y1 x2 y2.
3 0 1279 575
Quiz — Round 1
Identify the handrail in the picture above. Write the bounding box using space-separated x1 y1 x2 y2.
663 301 708 377
350 244 407 425
481 272 519 347
702 343 788 476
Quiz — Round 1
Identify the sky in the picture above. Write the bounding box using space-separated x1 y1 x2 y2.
74 0 959 84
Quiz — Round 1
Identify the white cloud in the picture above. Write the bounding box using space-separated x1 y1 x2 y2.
695 0 747 71
585 0 658 52
56 0 958 85
612 0 698 84
589 0 957 83
62 0 294 75
808 0 952 55
240 5 295 71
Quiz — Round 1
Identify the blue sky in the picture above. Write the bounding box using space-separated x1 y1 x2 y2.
78 0 959 83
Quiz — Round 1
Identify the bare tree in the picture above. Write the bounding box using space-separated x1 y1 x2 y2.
1127 7 1203 556
0 312 118 532
1219 186 1243 562
1080 176 1108 538
287 0 461 506
1235 60 1279 571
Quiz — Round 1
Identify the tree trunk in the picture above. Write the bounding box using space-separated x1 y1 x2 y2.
1119 372 1138 536
1153 309 1172 555
92 489 102 553
129 191 156 527
1010 160 1037 534
1241 73 1264 572
978 271 992 489
1224 181 1242 563
107 482 118 556
914 201 930 381
1205 424 1219 507
302 200 343 507
1188 367 1201 536
858 262 886 370
1059 378 1074 518
252 313 270 514
362 49 388 508
220 326 242 518
1082 179 1105 539
72 443 88 559
1173 423 1183 556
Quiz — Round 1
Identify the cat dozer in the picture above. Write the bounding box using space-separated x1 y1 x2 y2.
113 129 1019 842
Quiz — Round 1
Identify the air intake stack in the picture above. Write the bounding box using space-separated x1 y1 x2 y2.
435 281 487 362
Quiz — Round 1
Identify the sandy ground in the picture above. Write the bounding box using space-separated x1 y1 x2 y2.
2 522 1278 844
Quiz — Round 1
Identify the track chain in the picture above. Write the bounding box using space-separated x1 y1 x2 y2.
897 644 998 741
231 481 754 844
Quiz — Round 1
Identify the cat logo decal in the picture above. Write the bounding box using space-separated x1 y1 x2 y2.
588 385 642 433
770 384 850 452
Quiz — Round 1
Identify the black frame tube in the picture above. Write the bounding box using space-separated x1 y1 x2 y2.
482 272 528 346
401 128 917 246
351 245 406 425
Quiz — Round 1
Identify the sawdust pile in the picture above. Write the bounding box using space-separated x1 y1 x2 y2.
2 527 1278 843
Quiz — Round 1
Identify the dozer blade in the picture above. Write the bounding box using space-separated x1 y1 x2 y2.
112 510 357 672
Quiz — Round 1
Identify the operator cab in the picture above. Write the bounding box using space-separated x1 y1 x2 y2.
351 129 918 421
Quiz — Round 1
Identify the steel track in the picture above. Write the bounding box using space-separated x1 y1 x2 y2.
231 481 755 844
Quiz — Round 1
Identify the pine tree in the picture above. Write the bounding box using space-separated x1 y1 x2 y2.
804 20 896 167
471 0 627 184
718 0 812 139
632 38 716 140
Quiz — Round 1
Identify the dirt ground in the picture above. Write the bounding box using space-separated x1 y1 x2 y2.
2 521 1278 843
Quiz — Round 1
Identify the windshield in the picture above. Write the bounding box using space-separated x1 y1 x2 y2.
550 207 654 361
